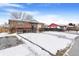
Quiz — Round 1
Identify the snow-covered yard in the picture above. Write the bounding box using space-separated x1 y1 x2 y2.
19 33 72 55
0 33 50 56
0 31 78 56
43 31 79 41
42 31 79 56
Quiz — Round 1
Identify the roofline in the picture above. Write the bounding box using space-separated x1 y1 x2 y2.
9 19 44 24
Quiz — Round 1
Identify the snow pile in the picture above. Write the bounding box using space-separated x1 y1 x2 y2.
19 33 72 55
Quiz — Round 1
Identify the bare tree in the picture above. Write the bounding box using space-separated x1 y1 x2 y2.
10 12 34 20
24 14 33 20
68 23 75 26
10 12 21 19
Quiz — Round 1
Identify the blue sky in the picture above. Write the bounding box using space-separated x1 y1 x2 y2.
0 3 79 25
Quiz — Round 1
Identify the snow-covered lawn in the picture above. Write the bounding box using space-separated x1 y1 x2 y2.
0 44 34 56
19 33 72 55
0 43 50 56
42 31 79 56
43 31 79 41
0 33 50 56
0 31 78 56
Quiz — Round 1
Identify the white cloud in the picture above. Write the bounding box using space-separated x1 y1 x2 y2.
34 14 63 25
4 8 40 16
24 11 40 16
34 14 79 25
4 8 20 12
0 3 22 8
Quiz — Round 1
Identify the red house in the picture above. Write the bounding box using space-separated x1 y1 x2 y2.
48 23 60 28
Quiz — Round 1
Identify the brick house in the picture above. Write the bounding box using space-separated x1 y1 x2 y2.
9 19 44 33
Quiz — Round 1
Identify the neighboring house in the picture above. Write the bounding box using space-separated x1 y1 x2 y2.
66 23 79 31
9 19 44 33
48 23 67 30
66 25 78 31
59 25 67 31
48 23 60 28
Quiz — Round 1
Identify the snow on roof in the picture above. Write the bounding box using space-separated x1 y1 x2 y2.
9 19 39 23
19 33 72 55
